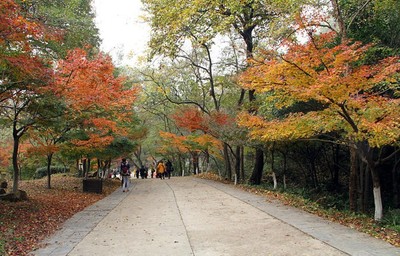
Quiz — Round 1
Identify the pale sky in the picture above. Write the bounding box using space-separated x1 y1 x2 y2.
93 0 150 67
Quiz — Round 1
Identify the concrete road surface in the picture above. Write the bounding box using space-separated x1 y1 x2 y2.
32 177 400 256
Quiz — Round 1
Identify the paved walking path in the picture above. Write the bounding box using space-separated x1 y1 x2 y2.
32 177 400 256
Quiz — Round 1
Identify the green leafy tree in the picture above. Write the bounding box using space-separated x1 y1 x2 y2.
20 0 100 57
142 0 310 184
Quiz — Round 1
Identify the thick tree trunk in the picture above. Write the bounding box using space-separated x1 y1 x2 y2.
373 186 383 221
362 163 370 213
370 167 383 221
358 141 383 221
237 25 265 186
249 148 264 185
223 143 231 180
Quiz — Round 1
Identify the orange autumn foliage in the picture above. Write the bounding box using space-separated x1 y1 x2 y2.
0 0 59 97
158 131 190 154
52 49 140 150
172 107 232 138
0 0 51 50
172 107 209 133
0 142 12 170
158 131 222 158
239 31 400 147
54 49 137 113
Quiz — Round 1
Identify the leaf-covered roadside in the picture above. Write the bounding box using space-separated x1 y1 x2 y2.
198 172 400 247
0 175 121 256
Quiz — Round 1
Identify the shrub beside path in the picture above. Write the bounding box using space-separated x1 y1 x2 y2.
33 177 400 256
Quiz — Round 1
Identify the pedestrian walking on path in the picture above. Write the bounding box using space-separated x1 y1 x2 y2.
165 159 173 179
120 158 131 192
156 160 166 179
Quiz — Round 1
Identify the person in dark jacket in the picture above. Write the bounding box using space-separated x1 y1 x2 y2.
165 160 173 179
120 159 131 192
139 165 147 179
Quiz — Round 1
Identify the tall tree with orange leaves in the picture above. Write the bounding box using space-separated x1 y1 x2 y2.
0 0 60 196
167 106 226 174
51 48 140 178
0 0 101 196
238 30 400 220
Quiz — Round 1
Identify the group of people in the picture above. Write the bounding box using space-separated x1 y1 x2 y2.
136 165 149 179
118 158 174 192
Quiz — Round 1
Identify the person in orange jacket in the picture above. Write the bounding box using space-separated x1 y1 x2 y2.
156 160 166 179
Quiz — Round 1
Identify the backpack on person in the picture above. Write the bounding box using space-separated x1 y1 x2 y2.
121 163 130 176
121 166 128 175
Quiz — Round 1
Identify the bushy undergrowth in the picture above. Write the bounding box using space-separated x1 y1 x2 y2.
382 209 400 233
34 166 70 179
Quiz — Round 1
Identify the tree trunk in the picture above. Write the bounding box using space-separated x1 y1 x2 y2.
332 144 340 188
46 153 54 189
242 26 265 186
76 159 81 176
97 159 101 178
192 152 199 175
330 0 347 38
349 146 358 212
358 141 383 221
272 172 277 190
12 134 20 194
223 143 231 180
204 149 210 172
373 186 383 220
249 148 264 185
283 175 287 190
271 144 277 189
82 158 87 178
178 155 184 177
370 166 383 221
362 163 370 213
393 155 400 208
282 150 287 191
240 146 245 182
235 146 240 181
